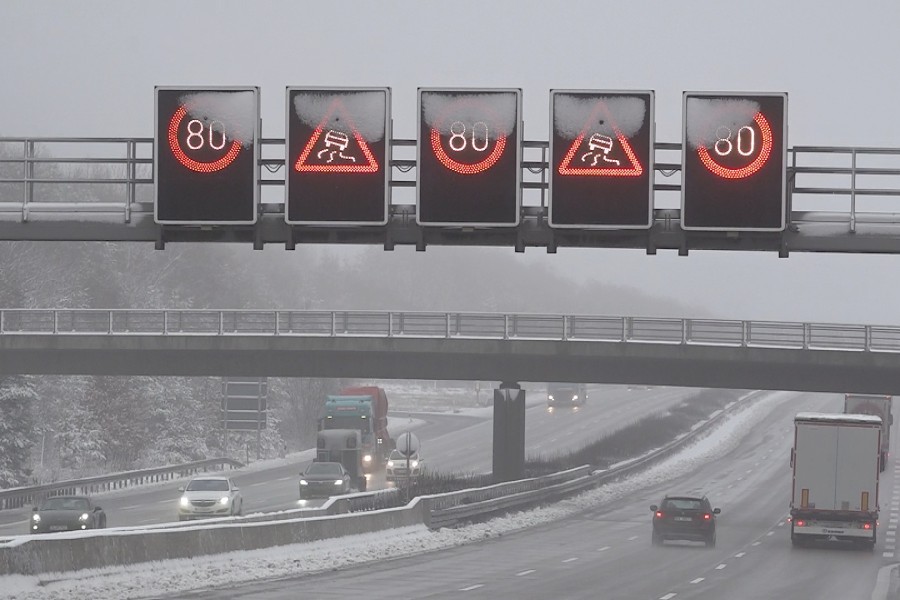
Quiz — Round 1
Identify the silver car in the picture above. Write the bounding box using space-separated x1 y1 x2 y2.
177 476 243 521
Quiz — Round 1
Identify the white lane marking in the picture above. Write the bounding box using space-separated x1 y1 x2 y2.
887 543 896 550
516 570 536 577
275 476 294 482
459 584 484 592
119 505 140 510
890 518 898 524
690 577 705 584
737 477 744 481
735 552 746 558
752 541 761 546
777 522 785 527
890 525 897 531
627 535 639 541
715 564 727 570
156 499 173 505
597 546 611 552
660 594 677 600
746 469 753 473
766 532 774 536
883 551 895 558
248 482 271 487
562 557 579 563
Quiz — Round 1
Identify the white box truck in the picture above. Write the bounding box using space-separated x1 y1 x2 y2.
790 412 881 549
844 394 893 472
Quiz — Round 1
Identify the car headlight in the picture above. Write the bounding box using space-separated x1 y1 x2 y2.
363 454 372 462
572 395 579 401
220 497 230 505
334 479 344 486
32 514 41 522
79 513 90 521
300 479 308 486
548 395 554 401
411 460 419 468
180 496 190 507
387 460 394 468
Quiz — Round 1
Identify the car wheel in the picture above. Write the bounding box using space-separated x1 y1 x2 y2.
705 532 716 548
236 501 243 517
100 516 107 529
651 530 663 546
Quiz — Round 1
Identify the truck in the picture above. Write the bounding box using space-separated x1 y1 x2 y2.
319 386 393 471
314 429 367 492
844 394 893 472
790 412 881 549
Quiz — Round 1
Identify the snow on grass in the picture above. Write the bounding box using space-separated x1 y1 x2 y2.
0 391 795 600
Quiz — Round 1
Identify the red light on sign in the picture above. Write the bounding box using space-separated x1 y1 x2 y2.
167 105 243 173
557 101 643 177
294 99 379 174
428 98 510 175
697 112 773 179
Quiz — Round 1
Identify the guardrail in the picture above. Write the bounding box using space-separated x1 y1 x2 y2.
1 308 898 353
0 457 243 511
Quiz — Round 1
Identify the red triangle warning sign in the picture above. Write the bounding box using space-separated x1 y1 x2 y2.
294 99 379 173
557 101 643 177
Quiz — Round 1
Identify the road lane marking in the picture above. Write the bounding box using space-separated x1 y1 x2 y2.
690 578 705 584
715 564 726 570
660 593 677 600
627 535 639 541
752 541 761 546
562 557 579 563
120 505 140 510
597 546 611 552
777 522 785 527
766 532 774 536
516 570 535 577
459 584 483 592
735 552 746 558
884 552 895 558
275 476 294 482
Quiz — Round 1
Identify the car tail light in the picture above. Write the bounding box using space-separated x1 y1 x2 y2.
795 519 805 527
703 513 711 520
655 511 663 519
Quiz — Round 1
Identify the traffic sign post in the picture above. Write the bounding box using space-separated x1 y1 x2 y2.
285 87 391 225
550 90 655 228
417 88 522 226
681 92 788 231
221 377 267 458
154 87 260 225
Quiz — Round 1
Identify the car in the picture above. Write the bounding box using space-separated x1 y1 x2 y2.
385 449 425 484
650 495 720 547
31 495 106 533
177 476 242 521
299 461 353 499
546 383 587 410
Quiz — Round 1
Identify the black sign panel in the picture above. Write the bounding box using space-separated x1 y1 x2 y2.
549 90 655 228
417 88 522 226
682 92 788 231
155 87 260 225
286 87 390 225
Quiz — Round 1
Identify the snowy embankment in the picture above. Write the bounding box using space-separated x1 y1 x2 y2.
1 391 793 600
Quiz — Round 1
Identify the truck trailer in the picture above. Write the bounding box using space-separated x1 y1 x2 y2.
844 394 893 472
790 412 881 549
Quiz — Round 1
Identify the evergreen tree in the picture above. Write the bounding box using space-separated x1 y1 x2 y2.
0 376 37 487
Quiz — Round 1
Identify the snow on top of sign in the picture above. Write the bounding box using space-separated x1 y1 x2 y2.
292 91 386 141
685 97 759 150
180 91 257 147
554 95 646 139
421 92 518 137
795 411 883 424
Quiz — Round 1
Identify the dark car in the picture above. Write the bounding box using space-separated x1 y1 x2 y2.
31 495 106 534
547 383 587 409
650 495 720 547
299 461 353 499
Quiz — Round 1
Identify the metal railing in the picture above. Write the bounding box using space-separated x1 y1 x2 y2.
0 457 243 510
3 138 900 228
1 309 898 353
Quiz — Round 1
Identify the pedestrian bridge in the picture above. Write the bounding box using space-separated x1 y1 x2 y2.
1 309 898 395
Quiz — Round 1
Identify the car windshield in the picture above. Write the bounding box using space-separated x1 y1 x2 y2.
663 498 704 511
306 463 342 476
40 497 89 511
186 479 229 492
389 450 416 460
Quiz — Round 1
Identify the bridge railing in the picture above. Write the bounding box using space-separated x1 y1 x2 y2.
1 309 899 353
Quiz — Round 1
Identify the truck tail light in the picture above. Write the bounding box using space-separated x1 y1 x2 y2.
795 519 806 527
863 522 872 530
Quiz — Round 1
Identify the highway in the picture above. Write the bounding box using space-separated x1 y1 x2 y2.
0 385 692 536
176 391 900 600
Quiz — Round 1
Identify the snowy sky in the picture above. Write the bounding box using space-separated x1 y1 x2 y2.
2 0 900 324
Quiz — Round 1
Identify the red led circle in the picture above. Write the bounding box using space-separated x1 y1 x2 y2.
428 98 509 175
167 106 242 173
697 112 773 179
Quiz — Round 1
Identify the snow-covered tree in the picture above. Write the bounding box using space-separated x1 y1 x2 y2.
0 376 37 487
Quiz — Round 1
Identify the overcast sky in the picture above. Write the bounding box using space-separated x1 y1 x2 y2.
2 0 900 324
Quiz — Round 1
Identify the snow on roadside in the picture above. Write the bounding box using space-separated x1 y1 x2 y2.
1 391 796 600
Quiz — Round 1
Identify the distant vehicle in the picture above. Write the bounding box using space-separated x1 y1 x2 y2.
299 461 353 498
650 495 720 547
320 386 394 470
790 412 880 549
31 495 106 533
177 476 243 521
547 382 587 409
385 449 425 484
844 394 893 471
